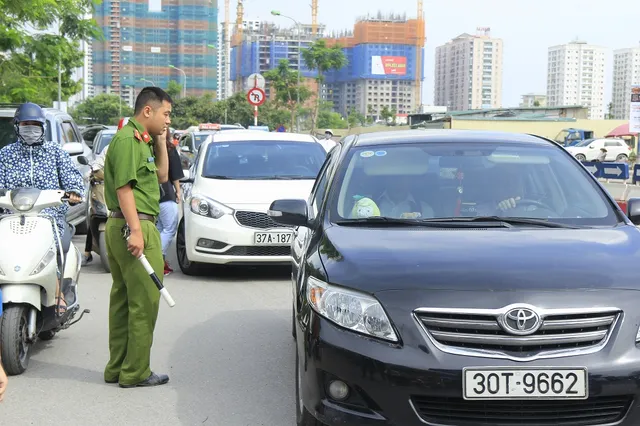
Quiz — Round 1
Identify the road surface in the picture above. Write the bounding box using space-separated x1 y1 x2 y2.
1 236 295 426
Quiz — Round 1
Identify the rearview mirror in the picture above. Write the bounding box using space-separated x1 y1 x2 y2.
63 142 84 156
268 199 309 227
77 155 89 166
626 198 640 225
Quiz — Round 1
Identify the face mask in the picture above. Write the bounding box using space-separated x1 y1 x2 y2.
19 125 44 145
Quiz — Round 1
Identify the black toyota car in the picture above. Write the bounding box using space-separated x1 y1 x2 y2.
268 130 640 426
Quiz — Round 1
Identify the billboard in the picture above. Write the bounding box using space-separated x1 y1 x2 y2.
371 56 407 76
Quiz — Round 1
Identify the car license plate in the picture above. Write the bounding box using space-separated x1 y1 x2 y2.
463 367 588 400
254 232 292 246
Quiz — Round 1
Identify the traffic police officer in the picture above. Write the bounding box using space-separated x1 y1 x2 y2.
103 87 172 388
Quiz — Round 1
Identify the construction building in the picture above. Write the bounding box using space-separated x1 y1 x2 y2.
92 0 218 105
218 20 261 100
229 22 325 97
612 45 640 120
434 28 503 111
323 13 426 117
546 40 607 120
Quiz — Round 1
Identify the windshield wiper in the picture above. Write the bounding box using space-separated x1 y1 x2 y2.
335 217 509 228
419 216 581 229
202 175 233 179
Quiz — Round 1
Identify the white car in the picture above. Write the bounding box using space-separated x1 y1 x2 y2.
565 138 631 162
177 130 329 275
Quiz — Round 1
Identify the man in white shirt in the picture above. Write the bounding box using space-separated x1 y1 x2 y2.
317 129 337 153
377 176 434 219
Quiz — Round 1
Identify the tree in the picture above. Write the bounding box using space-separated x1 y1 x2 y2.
347 107 365 129
380 106 394 123
71 94 133 125
533 100 541 107
166 80 182 100
264 59 312 131
607 102 614 119
302 40 348 133
316 101 343 129
0 0 101 104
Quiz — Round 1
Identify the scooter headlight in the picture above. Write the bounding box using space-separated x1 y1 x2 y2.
11 188 40 212
31 245 56 276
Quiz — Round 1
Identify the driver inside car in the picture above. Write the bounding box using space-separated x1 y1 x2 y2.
0 102 84 314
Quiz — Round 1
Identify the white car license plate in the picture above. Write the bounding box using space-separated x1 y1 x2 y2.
254 232 292 246
463 367 588 400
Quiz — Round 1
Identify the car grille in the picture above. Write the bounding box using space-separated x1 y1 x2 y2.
224 246 291 256
415 307 619 359
410 395 632 426
234 211 290 229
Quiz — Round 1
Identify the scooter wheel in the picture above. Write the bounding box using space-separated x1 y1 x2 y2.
0 305 33 375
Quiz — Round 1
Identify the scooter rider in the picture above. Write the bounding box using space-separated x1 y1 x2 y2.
0 102 84 313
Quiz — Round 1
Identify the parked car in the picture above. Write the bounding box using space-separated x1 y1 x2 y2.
176 130 327 275
0 104 91 233
81 124 115 148
177 123 246 172
268 129 640 426
565 138 632 162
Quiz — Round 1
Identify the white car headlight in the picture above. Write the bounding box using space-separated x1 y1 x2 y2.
189 195 233 219
31 245 56 276
307 276 398 342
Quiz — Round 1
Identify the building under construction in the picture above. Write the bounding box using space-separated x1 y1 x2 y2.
323 13 426 117
229 22 325 97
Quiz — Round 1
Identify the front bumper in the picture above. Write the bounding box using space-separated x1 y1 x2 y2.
297 290 640 426
184 210 292 265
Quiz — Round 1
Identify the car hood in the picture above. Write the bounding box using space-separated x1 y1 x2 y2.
318 225 640 293
192 178 314 205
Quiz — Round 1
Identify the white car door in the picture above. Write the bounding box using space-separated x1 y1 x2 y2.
604 140 627 161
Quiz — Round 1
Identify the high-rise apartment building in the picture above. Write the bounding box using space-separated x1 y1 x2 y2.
612 46 640 120
92 0 218 104
546 40 607 119
434 28 503 111
69 40 94 107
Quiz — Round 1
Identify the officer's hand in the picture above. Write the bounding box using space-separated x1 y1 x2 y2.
127 229 144 258
498 196 520 211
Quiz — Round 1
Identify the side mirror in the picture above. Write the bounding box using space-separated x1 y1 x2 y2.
63 142 84 156
588 145 595 149
268 199 309 227
626 198 640 225
77 155 89 166
181 146 191 153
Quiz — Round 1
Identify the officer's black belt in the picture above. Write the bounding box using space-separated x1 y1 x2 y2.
110 211 156 222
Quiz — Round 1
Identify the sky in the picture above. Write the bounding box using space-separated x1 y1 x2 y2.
223 0 639 108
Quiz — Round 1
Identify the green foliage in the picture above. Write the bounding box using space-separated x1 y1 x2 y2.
165 80 182 100
316 101 343 129
0 0 101 105
71 94 133 125
264 59 312 130
302 40 348 133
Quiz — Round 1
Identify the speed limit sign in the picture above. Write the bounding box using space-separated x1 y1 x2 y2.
247 87 266 107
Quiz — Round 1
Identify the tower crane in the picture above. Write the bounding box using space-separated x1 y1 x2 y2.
233 0 244 93
311 0 318 37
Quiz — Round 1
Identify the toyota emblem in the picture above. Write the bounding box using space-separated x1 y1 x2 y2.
501 307 541 336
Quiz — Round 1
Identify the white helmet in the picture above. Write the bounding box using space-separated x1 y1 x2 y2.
325 129 333 136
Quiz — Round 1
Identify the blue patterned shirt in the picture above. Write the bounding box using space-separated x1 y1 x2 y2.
0 140 85 237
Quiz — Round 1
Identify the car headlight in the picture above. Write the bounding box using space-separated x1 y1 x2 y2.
307 277 398 342
31 245 56 276
189 194 233 219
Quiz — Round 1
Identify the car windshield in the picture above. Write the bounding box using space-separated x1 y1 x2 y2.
330 142 619 227
96 132 115 154
573 138 595 147
194 132 215 150
202 140 327 180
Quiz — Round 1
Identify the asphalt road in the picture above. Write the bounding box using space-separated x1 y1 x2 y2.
1 236 295 426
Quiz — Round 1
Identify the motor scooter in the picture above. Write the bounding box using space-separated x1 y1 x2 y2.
86 167 110 273
0 188 90 375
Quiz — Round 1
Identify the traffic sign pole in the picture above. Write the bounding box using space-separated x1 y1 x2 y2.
247 86 266 127
254 106 258 126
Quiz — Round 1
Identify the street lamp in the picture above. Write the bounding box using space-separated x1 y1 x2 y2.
271 10 302 132
169 65 187 98
140 78 156 86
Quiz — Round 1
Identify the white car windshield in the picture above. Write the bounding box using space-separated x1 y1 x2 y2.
573 138 596 147
330 142 619 227
202 140 327 180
